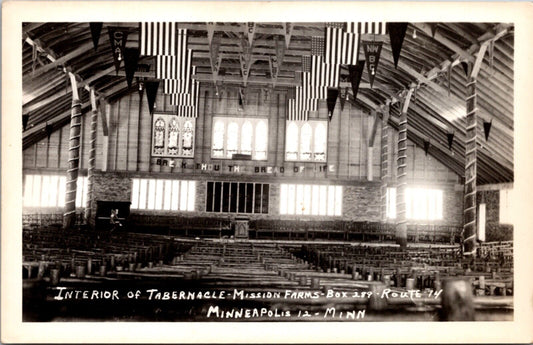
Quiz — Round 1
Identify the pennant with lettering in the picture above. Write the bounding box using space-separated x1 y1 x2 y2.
387 23 408 69
282 23 294 49
461 61 469 77
483 120 492 141
145 81 159 115
210 36 221 77
239 37 253 86
327 88 339 121
206 22 216 45
447 132 454 150
89 22 103 52
108 27 129 75
23 114 29 131
123 48 140 88
340 87 347 111
246 22 256 46
348 60 365 99
363 41 382 88
423 140 430 156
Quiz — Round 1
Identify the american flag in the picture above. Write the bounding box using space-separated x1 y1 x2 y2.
325 27 359 65
170 80 199 107
346 22 387 35
311 36 325 57
155 49 193 79
176 105 198 118
287 98 309 121
295 87 318 111
310 55 339 88
163 66 197 94
302 55 311 72
140 23 187 56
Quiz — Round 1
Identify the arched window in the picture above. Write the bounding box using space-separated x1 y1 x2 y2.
212 120 225 157
300 123 312 160
153 117 166 155
314 123 327 161
241 121 253 155
181 120 194 156
226 122 239 158
286 122 299 160
254 120 268 160
167 118 180 155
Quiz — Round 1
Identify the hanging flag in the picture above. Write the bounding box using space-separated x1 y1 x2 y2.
170 80 199 106
325 26 359 65
140 23 182 56
363 41 382 88
145 81 159 115
282 23 294 49
483 120 492 141
340 88 347 111
295 87 318 111
447 132 454 150
89 22 103 52
123 48 140 88
246 22 256 46
311 36 325 57
23 114 30 131
387 22 408 68
308 55 340 88
348 60 365 99
346 22 387 34
206 22 216 45
461 61 469 77
108 27 129 75
302 55 311 72
327 88 339 121
239 37 253 86
155 49 193 80
287 99 309 122
423 140 430 156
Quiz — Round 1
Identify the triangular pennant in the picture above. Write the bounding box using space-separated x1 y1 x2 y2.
447 132 454 150
430 24 438 38
210 36 221 77
362 41 383 88
206 22 216 45
145 81 159 115
45 123 53 139
108 27 129 75
123 48 140 88
327 88 339 121
89 22 103 52
137 77 144 99
238 88 245 108
23 114 30 131
239 37 253 86
387 23 408 69
348 60 365 99
340 88 347 111
246 22 256 46
461 61 469 77
282 23 294 49
483 120 492 141
423 140 430 156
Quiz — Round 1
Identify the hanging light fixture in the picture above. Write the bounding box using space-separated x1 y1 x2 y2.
412 29 417 39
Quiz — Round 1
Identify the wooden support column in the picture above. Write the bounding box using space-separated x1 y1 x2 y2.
367 110 379 181
84 89 98 222
463 44 488 256
380 105 390 221
396 90 413 249
63 73 82 229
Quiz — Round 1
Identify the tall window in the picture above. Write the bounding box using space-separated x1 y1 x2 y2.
206 181 269 214
499 189 513 225
23 174 87 208
280 184 342 216
386 187 443 220
211 117 268 160
285 120 328 162
131 178 195 211
151 114 196 158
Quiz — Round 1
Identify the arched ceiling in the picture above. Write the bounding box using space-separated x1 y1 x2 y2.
22 22 514 185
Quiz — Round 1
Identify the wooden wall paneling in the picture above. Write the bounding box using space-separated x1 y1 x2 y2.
23 143 35 168
47 127 60 168
59 125 69 169
35 137 48 167
127 93 140 171
138 91 151 172
95 105 103 171
115 94 130 171
338 104 349 178
195 89 208 168
372 124 382 180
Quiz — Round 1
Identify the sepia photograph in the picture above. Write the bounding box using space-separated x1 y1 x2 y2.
2 1 533 343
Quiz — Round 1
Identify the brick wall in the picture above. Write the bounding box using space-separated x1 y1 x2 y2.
477 189 513 241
